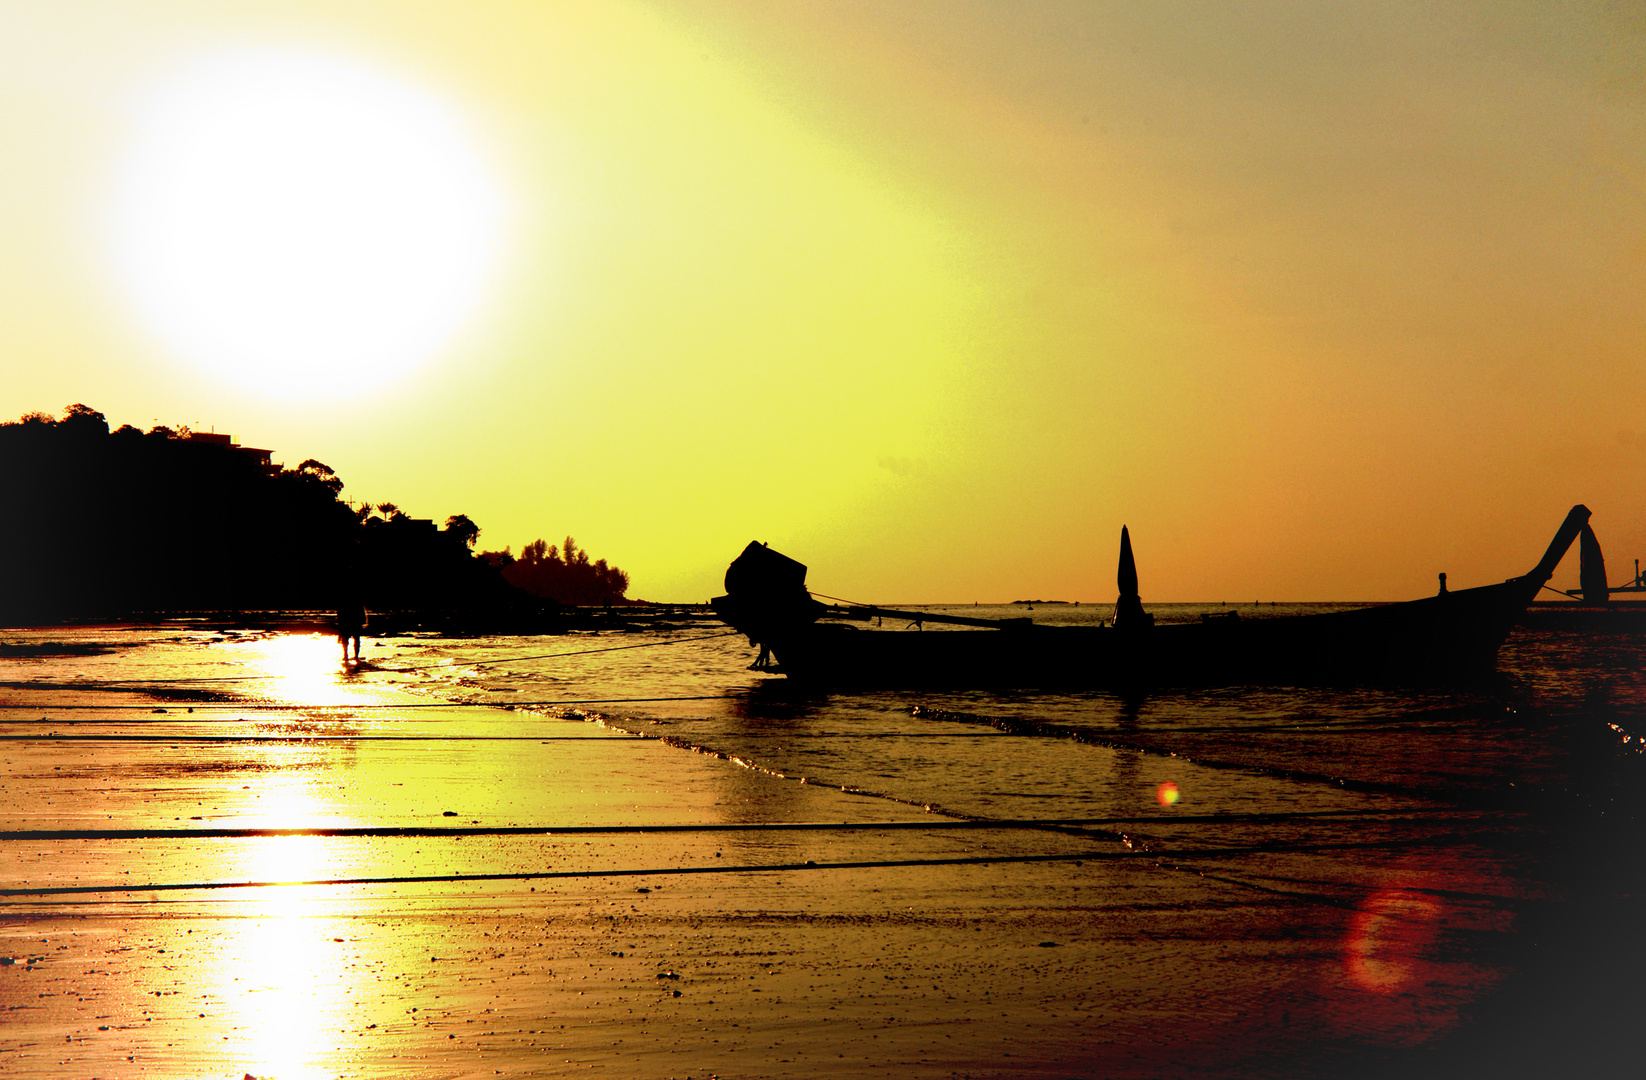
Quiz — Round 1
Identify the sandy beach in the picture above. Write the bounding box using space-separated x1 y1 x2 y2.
2 624 1641 1079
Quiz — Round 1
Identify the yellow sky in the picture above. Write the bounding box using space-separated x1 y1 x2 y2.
2 1 1643 601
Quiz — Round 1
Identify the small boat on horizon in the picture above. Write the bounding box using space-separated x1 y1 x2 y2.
709 505 1595 687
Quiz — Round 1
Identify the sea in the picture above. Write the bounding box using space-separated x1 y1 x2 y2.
379 603 1646 826
2 602 1643 1075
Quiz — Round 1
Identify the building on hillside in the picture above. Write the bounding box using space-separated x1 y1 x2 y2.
185 431 279 474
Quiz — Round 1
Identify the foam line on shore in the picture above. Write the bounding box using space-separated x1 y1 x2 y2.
909 704 1565 809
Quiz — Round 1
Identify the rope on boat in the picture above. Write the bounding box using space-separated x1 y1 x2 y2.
808 589 871 606
376 629 743 671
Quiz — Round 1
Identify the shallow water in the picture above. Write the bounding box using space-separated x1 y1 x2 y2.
385 605 1646 820
0 611 1642 1078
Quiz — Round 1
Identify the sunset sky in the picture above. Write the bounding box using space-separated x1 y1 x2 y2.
2 1 1642 602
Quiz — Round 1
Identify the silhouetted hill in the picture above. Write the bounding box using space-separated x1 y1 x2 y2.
0 405 630 625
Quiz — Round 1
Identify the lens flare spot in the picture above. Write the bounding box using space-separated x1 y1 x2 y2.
1155 781 1180 806
1345 886 1444 993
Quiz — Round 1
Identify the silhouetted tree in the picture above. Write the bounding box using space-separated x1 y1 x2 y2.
501 535 629 605
0 405 544 625
444 514 480 550
296 459 343 495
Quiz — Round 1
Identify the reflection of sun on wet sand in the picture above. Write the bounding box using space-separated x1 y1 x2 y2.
223 860 336 1075
5 631 1026 1077
235 632 388 707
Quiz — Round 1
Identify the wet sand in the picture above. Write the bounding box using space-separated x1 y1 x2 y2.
1 630 1640 1078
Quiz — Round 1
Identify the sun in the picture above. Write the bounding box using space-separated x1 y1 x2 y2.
111 49 506 397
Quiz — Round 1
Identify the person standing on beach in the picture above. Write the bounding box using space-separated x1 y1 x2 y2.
336 599 368 662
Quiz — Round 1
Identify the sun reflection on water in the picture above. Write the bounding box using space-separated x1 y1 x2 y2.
205 631 413 1074
237 632 375 705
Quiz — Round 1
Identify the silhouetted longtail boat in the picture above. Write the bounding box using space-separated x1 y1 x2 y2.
709 506 1593 686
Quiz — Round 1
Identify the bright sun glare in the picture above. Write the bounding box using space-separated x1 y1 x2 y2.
112 49 505 397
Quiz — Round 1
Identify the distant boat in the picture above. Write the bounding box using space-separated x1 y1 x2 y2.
709 506 1593 687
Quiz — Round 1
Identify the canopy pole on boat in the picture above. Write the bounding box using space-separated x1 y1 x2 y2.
1576 522 1610 603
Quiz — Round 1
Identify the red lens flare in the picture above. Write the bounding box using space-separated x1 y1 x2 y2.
1345 886 1444 993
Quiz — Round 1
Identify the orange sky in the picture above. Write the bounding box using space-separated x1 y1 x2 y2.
2 1 1642 601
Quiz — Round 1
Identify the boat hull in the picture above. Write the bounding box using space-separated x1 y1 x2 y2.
751 577 1539 688
711 507 1590 689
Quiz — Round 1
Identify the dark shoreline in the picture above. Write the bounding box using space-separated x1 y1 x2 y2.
0 602 727 637
7 600 1640 638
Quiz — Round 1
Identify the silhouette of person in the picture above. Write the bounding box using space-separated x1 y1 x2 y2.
336 599 367 661
1438 573 1448 596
